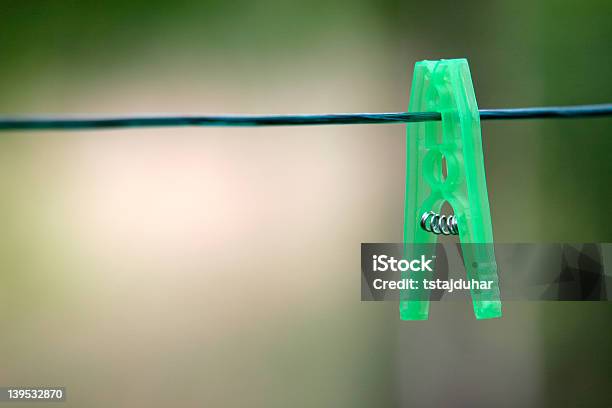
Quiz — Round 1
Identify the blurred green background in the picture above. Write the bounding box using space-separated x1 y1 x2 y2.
0 0 610 407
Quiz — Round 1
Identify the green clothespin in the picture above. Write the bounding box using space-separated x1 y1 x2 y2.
401 59 502 320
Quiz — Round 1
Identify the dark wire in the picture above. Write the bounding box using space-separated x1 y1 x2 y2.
0 104 610 131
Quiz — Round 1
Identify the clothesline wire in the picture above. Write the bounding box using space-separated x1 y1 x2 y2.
0 103 610 131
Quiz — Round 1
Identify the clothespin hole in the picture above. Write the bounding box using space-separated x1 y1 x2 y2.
441 155 448 181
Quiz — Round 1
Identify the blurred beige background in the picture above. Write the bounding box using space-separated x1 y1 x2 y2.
0 1 610 407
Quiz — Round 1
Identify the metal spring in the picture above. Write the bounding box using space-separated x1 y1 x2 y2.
420 211 459 235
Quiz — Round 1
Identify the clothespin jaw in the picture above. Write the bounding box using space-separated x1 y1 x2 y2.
401 59 502 320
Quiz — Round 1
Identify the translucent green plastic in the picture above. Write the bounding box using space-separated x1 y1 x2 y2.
401 59 502 320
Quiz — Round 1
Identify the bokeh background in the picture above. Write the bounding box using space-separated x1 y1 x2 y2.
0 1 611 407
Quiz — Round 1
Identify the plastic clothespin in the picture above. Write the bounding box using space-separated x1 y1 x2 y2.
400 59 502 320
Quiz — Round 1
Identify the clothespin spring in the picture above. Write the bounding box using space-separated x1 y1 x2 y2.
420 211 459 236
